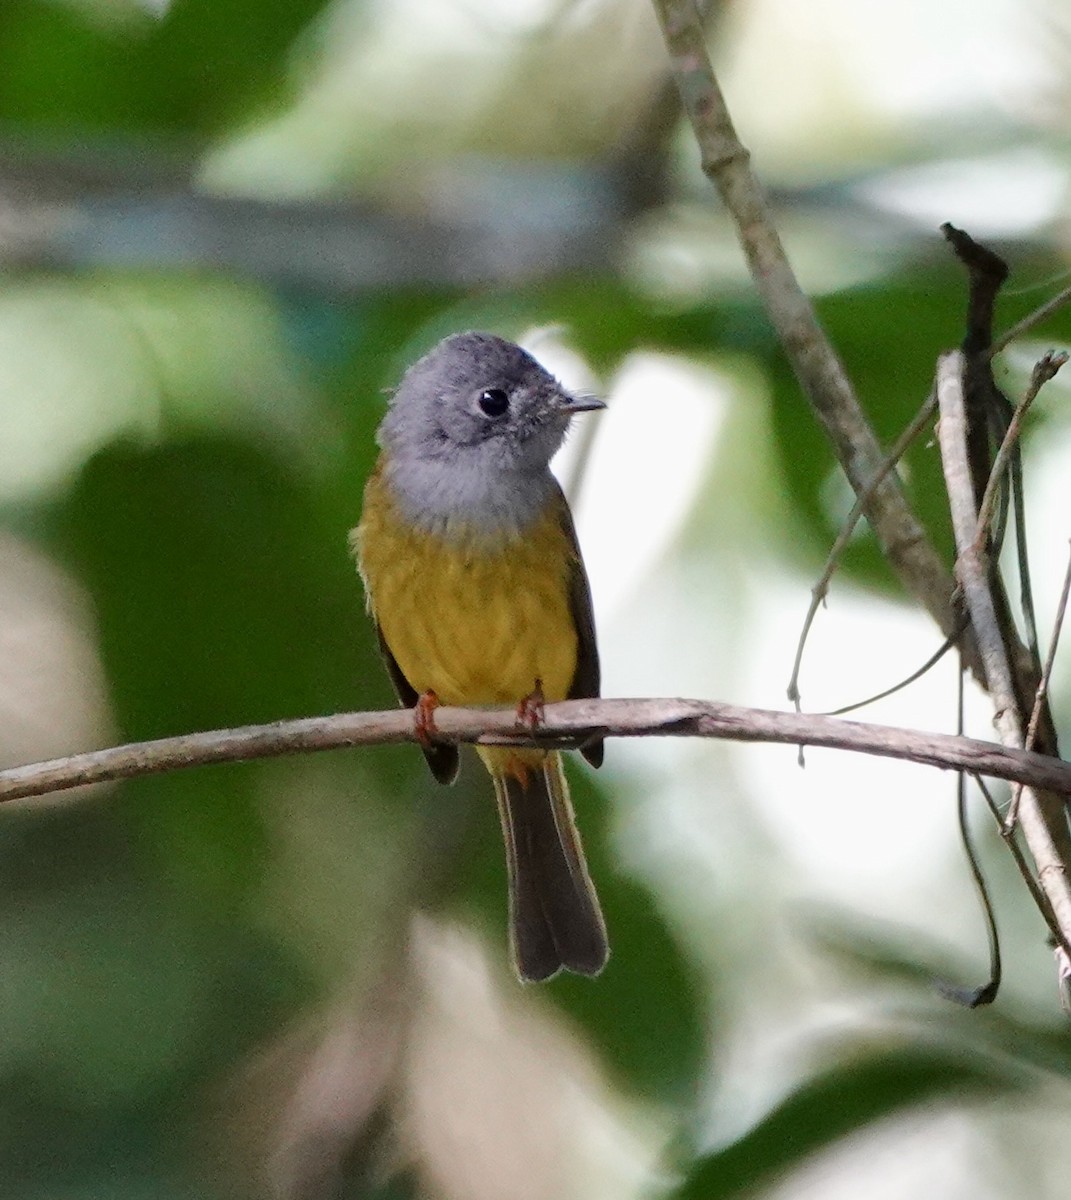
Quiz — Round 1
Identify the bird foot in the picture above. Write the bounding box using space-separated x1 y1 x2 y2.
516 678 545 731
414 690 441 749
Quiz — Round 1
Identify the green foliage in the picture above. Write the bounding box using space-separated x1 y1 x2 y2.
674 1041 1027 1199
0 0 328 133
50 434 366 733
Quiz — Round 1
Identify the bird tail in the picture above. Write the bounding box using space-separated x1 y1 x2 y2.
484 749 608 982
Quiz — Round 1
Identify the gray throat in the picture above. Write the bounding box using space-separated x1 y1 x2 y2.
383 456 557 540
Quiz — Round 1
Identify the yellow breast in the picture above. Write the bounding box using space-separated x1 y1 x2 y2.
354 465 580 706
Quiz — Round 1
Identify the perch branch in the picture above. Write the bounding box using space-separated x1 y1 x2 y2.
3 698 1071 803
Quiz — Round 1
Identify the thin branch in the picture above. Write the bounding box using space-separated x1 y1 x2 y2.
939 654 1001 1008
4 698 1071 804
650 0 963 653
1007 414 1041 662
935 350 1071 954
787 391 939 709
1007 539 1071 831
820 627 961 718
974 351 1068 552
972 772 1057 937
938 767 1000 1008
977 352 1067 668
990 283 1071 357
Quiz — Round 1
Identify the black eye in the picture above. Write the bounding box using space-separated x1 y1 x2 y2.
478 388 509 418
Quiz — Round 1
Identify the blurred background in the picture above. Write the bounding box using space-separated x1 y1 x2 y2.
2 0 1071 1196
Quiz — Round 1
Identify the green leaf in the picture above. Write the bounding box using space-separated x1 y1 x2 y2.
674 1042 1027 1199
0 0 332 134
48 433 369 735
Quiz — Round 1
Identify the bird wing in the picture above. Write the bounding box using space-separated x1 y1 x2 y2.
553 483 604 769
374 620 460 785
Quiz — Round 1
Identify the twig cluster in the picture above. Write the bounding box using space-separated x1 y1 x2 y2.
650 0 1071 999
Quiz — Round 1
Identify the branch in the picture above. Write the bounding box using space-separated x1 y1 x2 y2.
991 282 1071 357
649 0 962 651
3 698 1071 804
935 350 1071 952
787 390 939 709
0 140 620 294
973 350 1068 552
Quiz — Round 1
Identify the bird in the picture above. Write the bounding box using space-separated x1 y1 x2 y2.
352 331 608 981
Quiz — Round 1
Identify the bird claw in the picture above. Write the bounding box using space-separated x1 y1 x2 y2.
516 679 545 731
414 690 441 749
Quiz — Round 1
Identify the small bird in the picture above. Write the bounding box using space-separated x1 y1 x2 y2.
353 331 608 982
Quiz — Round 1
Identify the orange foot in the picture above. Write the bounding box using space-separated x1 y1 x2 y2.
414 689 441 750
516 678 545 731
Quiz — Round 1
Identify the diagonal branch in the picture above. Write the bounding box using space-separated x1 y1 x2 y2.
3 698 1071 804
649 0 963 654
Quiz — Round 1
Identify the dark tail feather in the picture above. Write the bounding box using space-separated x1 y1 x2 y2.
491 753 608 982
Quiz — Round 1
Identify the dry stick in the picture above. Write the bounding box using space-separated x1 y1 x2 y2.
990 283 1071 357
971 772 1057 942
935 350 1071 956
789 278 1071 710
943 763 1001 1008
820 628 961 718
973 351 1069 555
979 353 1067 670
787 391 939 710
1006 413 1041 663
937 664 1001 1008
4 698 1071 804
1006 540 1071 832
649 0 963 657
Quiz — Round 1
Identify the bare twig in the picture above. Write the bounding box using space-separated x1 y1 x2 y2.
972 772 1056 934
940 660 1001 1009
3 698 1071 804
820 627 961 717
936 350 1071 955
991 283 1071 357
1007 541 1071 832
649 0 962 651
939 767 1000 1008
974 351 1069 552
787 391 939 709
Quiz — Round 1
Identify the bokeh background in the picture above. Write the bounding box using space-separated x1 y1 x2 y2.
3 0 1071 1196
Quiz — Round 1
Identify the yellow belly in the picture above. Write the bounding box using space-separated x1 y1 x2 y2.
354 466 579 707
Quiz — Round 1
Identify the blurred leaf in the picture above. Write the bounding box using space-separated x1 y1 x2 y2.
0 794 304 1199
673 1042 1028 1200
47 432 368 735
0 0 332 134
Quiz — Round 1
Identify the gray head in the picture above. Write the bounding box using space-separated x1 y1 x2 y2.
378 332 603 536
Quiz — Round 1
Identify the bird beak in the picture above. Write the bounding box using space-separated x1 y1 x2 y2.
559 393 606 414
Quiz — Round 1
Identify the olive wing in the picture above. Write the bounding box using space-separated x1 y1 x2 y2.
554 484 603 769
374 621 460 785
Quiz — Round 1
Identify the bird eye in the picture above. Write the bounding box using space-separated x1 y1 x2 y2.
477 388 509 418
